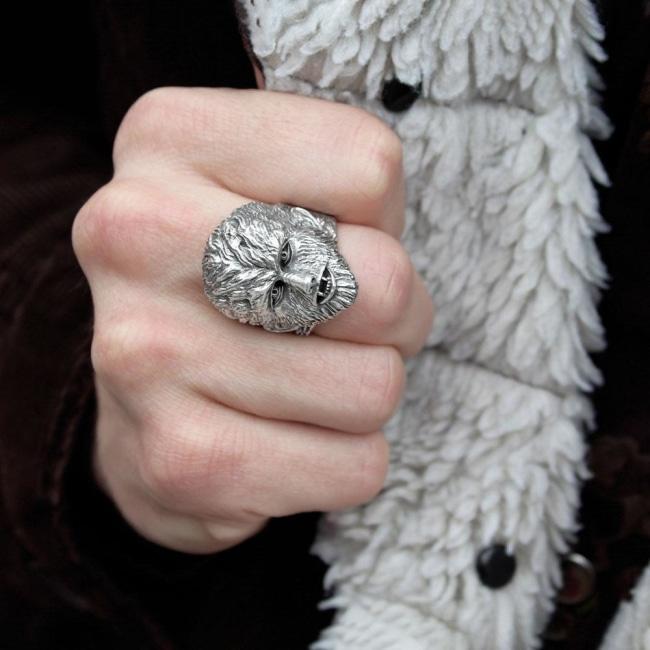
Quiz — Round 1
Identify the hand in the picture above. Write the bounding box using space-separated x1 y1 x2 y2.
72 87 434 553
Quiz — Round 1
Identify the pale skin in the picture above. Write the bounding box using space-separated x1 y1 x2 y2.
72 84 435 554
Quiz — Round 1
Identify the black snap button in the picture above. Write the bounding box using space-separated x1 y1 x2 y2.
476 544 516 589
381 78 421 112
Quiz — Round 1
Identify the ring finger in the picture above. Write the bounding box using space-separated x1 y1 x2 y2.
87 179 434 356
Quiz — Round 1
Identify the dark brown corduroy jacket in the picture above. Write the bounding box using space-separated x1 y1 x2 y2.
0 2 648 649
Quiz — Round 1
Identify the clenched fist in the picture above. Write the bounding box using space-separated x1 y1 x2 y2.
72 87 434 553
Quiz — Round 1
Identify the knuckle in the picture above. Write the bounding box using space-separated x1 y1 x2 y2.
91 318 136 380
375 240 413 328
351 114 403 204
138 421 250 502
138 427 194 500
71 181 135 265
113 86 189 163
91 314 177 383
72 186 115 265
352 433 390 504
72 178 177 270
355 346 405 427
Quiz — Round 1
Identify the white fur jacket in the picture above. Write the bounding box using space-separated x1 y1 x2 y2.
238 2 650 648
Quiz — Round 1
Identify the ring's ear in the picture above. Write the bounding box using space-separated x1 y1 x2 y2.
206 216 250 263
288 206 337 241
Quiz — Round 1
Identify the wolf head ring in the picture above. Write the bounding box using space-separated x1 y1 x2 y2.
202 202 358 335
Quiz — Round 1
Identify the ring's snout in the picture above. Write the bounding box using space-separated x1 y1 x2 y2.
282 271 318 297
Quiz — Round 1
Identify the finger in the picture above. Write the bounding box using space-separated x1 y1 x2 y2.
190 213 432 356
108 491 269 554
93 386 269 554
188 314 406 434
314 224 435 357
113 87 406 238
135 397 391 521
79 180 432 356
94 298 405 435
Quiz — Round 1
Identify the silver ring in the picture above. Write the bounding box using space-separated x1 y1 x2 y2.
202 202 358 335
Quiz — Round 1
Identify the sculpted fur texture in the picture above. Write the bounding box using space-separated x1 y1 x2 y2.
203 202 357 335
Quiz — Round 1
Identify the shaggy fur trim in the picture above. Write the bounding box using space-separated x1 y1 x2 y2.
238 1 621 647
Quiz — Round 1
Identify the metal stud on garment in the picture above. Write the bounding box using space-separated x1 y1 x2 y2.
556 553 596 606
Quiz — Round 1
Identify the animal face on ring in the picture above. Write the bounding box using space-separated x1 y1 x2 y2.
203 203 358 335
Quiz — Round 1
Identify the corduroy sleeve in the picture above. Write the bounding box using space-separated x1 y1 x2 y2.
0 106 185 648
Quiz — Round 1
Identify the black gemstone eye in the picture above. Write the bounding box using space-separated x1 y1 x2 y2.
476 544 516 589
279 240 292 267
270 280 285 308
381 78 422 112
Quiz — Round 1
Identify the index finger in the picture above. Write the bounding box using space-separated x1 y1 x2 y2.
113 87 406 238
